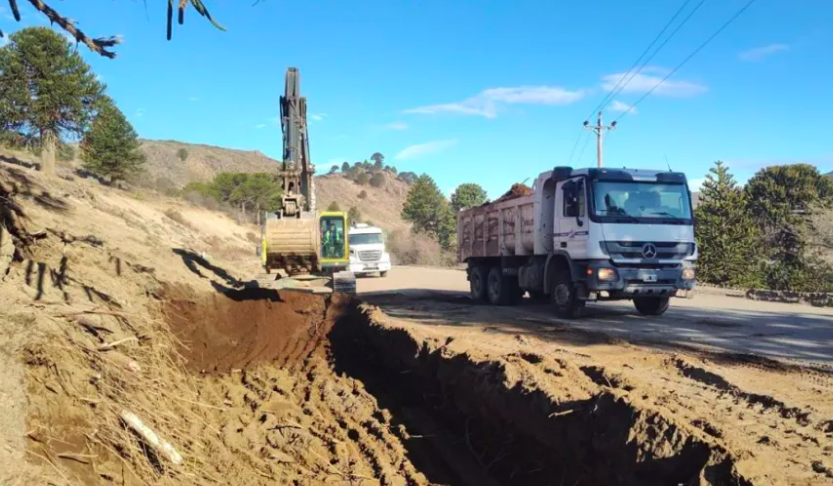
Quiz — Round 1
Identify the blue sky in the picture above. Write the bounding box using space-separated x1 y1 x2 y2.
2 0 831 198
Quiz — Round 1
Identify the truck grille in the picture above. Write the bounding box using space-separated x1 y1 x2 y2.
358 250 382 262
604 241 694 261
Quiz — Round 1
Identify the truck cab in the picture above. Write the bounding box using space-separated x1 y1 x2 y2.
348 223 392 277
458 166 697 318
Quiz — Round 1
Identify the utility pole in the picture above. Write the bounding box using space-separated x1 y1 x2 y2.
583 111 617 168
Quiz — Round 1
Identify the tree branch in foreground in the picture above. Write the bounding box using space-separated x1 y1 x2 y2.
1 0 227 59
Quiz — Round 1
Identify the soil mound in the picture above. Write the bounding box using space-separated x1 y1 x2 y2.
492 183 533 203
160 284 349 374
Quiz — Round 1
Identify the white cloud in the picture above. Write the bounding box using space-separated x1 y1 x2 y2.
384 121 409 130
601 70 707 97
255 123 267 129
404 85 585 119
738 43 789 62
310 113 328 122
187 96 200 102
609 100 636 114
0 37 8 47
135 108 145 118
394 139 458 161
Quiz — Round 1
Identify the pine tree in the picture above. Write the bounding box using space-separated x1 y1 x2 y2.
80 100 145 184
694 161 763 288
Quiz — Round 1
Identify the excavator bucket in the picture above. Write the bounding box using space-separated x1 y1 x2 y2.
262 216 320 275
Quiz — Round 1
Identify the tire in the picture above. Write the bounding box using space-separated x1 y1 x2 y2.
486 266 519 306
469 265 488 302
633 297 670 316
551 270 584 319
380 271 388 278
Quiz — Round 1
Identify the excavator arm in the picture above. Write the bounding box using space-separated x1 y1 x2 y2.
278 67 316 217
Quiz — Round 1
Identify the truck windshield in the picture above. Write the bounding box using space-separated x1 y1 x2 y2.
591 181 692 221
349 233 383 245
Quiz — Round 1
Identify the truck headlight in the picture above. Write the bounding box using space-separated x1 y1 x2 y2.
596 268 618 281
682 267 696 280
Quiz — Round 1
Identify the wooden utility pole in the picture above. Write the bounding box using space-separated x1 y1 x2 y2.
583 111 617 168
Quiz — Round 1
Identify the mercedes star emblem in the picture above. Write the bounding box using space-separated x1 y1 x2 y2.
642 243 657 259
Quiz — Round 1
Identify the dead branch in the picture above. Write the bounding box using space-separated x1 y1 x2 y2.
97 336 138 352
119 410 183 466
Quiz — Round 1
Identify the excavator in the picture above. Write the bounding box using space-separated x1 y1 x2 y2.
257 67 356 295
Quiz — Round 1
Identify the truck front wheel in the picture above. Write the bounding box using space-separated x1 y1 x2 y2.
470 265 488 302
551 270 584 319
633 297 670 316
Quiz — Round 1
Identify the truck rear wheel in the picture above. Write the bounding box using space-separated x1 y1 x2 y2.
633 297 670 316
551 270 584 319
487 266 520 306
469 265 488 302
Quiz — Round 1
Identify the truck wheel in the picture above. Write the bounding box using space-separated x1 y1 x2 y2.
380 271 388 278
469 265 488 302
486 266 517 306
551 270 584 319
633 297 670 316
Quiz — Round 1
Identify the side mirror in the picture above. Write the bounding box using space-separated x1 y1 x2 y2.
576 214 584 227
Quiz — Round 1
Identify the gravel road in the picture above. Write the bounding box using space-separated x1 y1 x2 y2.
357 266 833 365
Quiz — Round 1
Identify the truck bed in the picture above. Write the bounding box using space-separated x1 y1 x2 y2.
457 194 536 262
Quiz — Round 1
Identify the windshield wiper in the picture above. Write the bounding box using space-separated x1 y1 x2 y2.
598 209 639 223
648 211 688 223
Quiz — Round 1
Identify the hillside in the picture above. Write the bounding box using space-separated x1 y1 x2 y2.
135 139 276 188
134 139 412 233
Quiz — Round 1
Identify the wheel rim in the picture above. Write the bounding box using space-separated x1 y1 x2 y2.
472 271 483 296
554 283 571 307
488 273 500 300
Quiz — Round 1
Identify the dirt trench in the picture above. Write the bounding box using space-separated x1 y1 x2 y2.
160 286 751 486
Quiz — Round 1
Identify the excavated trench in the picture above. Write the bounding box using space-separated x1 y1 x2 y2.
161 285 750 486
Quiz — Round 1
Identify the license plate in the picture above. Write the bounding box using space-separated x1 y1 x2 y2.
643 273 658 282
364 264 377 270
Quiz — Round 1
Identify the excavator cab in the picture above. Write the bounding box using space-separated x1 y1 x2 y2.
318 211 349 270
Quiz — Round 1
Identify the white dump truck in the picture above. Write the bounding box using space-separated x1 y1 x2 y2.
348 223 391 277
457 167 697 318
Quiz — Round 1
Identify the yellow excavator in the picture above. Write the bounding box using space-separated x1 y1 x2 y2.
258 67 356 295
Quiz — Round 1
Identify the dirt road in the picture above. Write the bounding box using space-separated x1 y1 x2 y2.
357 266 833 365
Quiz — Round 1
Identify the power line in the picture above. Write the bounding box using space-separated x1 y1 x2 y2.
576 131 593 165
586 0 696 120
600 0 707 113
566 127 585 164
614 0 759 122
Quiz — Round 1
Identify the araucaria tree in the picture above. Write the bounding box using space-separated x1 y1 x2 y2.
745 163 833 291
80 100 145 184
694 161 763 288
0 27 104 176
402 174 455 249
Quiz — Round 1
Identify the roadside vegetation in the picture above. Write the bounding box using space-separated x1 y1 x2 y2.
695 161 833 294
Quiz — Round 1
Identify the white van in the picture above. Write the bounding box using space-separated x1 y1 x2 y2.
348 223 392 277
